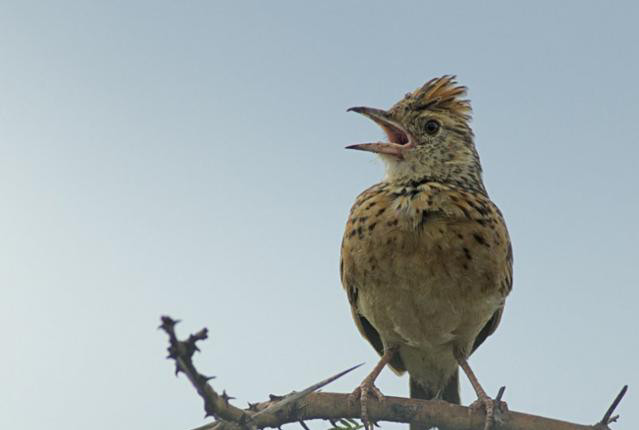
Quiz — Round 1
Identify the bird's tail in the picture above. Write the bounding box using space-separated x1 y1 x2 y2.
409 370 460 430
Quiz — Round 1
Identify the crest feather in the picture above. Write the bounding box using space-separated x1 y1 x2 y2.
407 75 472 120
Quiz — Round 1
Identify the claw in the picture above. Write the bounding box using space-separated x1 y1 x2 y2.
349 347 397 430
349 380 384 430
455 354 508 430
470 396 508 430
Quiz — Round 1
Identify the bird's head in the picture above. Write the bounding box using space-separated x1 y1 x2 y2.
348 75 484 191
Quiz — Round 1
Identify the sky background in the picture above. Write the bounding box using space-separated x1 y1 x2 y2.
1 1 638 429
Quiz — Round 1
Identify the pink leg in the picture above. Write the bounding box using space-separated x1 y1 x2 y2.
350 347 398 430
456 354 507 430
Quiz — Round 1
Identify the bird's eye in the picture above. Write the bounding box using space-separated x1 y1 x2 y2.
424 119 441 135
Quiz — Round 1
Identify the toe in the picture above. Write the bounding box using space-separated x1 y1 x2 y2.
469 397 502 430
350 382 384 430
369 384 384 401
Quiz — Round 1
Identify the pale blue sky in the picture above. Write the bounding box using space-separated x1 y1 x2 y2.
1 1 637 429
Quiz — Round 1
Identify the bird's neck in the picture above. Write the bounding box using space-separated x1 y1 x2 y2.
380 150 488 195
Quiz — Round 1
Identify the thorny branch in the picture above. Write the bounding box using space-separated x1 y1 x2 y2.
160 316 628 430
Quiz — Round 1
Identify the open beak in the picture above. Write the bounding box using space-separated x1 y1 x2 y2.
346 106 415 159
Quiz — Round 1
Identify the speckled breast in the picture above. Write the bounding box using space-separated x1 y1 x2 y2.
341 180 512 349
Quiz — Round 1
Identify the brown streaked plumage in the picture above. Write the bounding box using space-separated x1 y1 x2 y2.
341 76 512 430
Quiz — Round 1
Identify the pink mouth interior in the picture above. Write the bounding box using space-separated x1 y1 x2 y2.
381 123 409 145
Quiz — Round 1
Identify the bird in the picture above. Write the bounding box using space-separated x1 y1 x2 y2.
340 75 513 430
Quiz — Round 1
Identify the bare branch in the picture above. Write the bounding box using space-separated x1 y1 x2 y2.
162 316 628 430
250 392 602 430
159 316 248 424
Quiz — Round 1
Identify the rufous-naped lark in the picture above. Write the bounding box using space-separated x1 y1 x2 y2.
340 76 513 430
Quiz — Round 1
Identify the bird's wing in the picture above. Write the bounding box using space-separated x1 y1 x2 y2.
340 182 407 373
471 241 513 354
343 281 407 374
471 307 503 354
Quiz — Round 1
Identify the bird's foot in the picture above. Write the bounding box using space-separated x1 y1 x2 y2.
349 378 384 430
470 395 508 430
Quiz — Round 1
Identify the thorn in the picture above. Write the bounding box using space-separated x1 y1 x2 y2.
185 339 200 352
299 421 311 430
159 316 180 331
221 390 235 404
599 385 628 425
248 402 260 412
269 394 285 401
174 365 181 376
253 363 365 420
200 374 216 383
292 362 364 397
496 386 506 402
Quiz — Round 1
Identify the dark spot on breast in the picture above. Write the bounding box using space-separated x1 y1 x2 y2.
376 207 386 217
471 202 489 216
458 205 471 219
456 233 464 239
358 216 368 224
463 247 472 260
386 219 398 227
368 222 377 232
357 226 364 239
365 201 377 209
473 233 489 246
348 230 356 238
462 263 469 270
339 258 344 279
